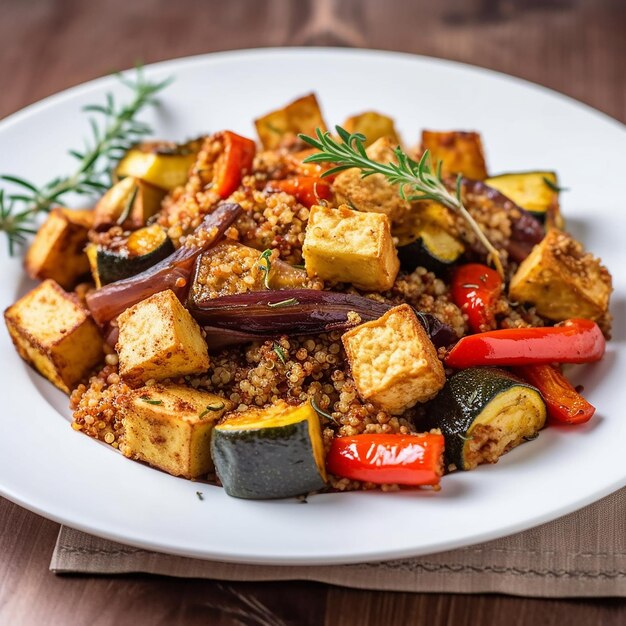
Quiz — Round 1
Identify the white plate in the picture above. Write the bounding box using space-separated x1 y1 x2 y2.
1 48 624 565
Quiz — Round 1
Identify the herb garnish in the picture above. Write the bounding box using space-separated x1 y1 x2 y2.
457 433 474 441
543 176 568 193
258 249 272 289
273 342 287 364
310 396 339 425
0 66 172 254
196 491 204 501
299 126 505 277
267 297 299 308
140 396 163 405
198 401 226 419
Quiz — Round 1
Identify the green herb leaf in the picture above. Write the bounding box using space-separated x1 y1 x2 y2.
196 491 204 501
273 342 287 364
198 401 226 419
140 396 163 405
310 396 339 425
267 297 299 308
543 176 568 193
258 249 272 289
299 126 504 278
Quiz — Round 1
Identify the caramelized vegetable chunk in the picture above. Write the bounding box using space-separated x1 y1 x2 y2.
509 230 612 322
342 304 445 415
302 204 399 291
24 208 93 289
342 111 400 147
116 289 209 385
120 383 231 478
421 130 488 180
4 279 103 393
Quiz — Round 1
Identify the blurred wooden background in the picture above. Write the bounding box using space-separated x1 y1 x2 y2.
0 0 625 624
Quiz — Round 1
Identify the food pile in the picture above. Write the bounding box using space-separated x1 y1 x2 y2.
3 92 612 499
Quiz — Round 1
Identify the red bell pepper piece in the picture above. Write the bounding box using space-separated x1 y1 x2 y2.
450 263 503 333
445 318 605 369
266 176 332 208
513 364 596 425
326 434 444 486
212 131 256 198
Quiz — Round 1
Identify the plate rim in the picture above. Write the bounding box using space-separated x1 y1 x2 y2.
1 47 624 565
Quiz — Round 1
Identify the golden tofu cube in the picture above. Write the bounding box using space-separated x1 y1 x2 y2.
509 229 612 321
4 279 103 393
116 289 210 385
120 383 231 478
332 137 411 225
255 93 327 150
343 111 400 147
421 130 488 180
24 208 93 289
302 204 400 291
342 304 445 414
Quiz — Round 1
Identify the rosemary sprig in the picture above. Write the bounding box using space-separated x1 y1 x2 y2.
258 249 272 289
0 66 172 255
299 126 505 277
273 342 287 364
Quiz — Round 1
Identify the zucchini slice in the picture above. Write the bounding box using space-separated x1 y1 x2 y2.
395 202 464 274
422 367 546 471
211 400 327 499
485 171 563 227
89 224 174 287
115 139 201 190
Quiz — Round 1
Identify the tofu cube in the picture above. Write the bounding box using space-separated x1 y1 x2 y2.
302 204 400 291
4 279 103 393
421 131 488 180
342 304 445 414
509 229 612 321
24 208 93 289
116 289 209 385
120 383 231 478
332 137 410 225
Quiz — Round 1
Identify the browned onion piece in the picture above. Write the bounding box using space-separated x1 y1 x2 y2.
86 202 242 325
190 290 457 349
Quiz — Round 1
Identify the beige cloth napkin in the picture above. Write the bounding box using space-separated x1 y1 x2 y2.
51 488 625 597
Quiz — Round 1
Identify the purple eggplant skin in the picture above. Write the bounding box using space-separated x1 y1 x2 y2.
86 203 242 326
190 290 458 350
461 179 544 263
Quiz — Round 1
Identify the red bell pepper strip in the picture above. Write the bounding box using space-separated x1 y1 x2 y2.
265 176 332 208
445 318 605 369
326 434 444 486
212 131 256 198
513 364 596 425
450 263 503 333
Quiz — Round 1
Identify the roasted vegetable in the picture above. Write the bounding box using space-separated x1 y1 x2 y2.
450 263 503 333
342 304 445 415
326 434 444 486
86 202 242 326
485 171 562 226
445 319 606 369
93 176 166 230
4 279 103 393
116 289 209 385
120 383 231 479
342 111 400 147
509 229 612 322
265 176 332 208
422 367 546 470
302 204 399 291
89 225 174 287
189 289 457 349
421 130 488 180
115 139 201 190
255 93 327 150
211 401 327 499
24 208 93 289
211 131 256 198
513 364 596 425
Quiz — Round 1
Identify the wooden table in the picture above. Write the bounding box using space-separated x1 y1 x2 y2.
1 1 624 623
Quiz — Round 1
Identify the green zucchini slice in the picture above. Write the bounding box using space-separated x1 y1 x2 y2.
211 400 327 499
422 367 546 471
89 224 174 287
485 171 563 227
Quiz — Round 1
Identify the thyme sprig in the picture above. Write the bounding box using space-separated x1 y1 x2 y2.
0 66 172 255
299 126 505 277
